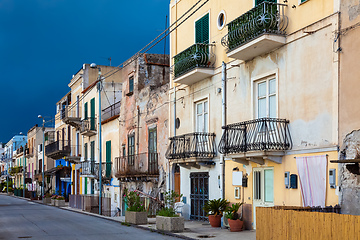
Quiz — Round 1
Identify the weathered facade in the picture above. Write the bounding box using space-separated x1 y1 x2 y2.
337 0 360 215
169 0 341 227
114 53 170 215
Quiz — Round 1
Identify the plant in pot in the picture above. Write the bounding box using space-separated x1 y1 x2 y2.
225 202 244 232
50 194 57 205
55 195 65 207
156 190 184 232
42 193 51 204
203 198 229 227
124 189 147 225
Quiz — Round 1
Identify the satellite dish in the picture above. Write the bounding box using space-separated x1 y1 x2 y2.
90 63 97 68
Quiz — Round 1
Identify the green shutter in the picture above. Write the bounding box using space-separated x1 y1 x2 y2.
84 177 87 194
195 13 209 44
84 102 88 120
106 141 111 178
256 0 276 5
90 98 95 130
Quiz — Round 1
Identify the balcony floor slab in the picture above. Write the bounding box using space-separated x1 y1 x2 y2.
227 34 286 61
174 68 214 85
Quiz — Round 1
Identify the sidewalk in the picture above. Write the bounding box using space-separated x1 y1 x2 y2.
9 195 256 240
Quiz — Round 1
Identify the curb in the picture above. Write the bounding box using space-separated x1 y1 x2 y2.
7 194 196 240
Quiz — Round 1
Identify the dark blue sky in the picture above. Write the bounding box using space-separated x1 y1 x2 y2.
0 0 169 143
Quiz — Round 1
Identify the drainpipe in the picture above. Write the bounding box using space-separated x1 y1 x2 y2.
169 85 176 192
220 61 226 199
137 106 140 155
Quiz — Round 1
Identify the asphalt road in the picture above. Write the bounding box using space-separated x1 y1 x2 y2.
0 194 178 240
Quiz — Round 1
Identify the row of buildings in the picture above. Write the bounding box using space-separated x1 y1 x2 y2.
2 0 360 229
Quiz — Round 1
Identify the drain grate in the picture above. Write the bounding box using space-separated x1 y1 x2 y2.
197 235 215 238
18 237 32 239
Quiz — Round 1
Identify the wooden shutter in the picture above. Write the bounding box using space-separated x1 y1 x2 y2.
195 13 209 44
106 141 111 178
90 98 95 130
84 143 88 160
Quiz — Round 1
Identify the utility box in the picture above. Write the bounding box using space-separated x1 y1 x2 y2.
285 171 290 189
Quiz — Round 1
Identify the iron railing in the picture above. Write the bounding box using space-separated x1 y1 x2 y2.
102 101 120 122
80 117 97 133
80 160 112 179
221 2 288 52
172 43 215 79
218 118 292 154
25 147 34 157
61 105 81 120
45 140 71 158
116 152 159 177
165 132 216 160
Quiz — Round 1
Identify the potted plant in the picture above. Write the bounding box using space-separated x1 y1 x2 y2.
156 190 184 232
124 189 147 225
50 195 57 205
203 198 229 227
55 195 65 207
225 202 244 232
42 193 51 204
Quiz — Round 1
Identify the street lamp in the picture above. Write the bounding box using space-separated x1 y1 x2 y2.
38 115 45 198
90 63 103 215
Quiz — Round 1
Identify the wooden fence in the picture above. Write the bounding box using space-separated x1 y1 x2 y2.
256 206 360 240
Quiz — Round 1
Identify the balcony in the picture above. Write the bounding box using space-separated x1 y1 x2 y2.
45 140 71 160
80 160 112 180
61 106 81 128
9 166 23 176
64 145 81 163
172 43 215 85
80 117 97 136
115 152 159 181
165 132 216 166
218 118 292 164
25 147 34 158
102 101 120 124
221 2 288 61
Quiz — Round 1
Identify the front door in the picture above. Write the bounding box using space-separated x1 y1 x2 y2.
253 167 274 229
190 172 209 220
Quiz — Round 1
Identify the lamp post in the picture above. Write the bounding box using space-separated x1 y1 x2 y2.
38 115 45 198
90 63 103 215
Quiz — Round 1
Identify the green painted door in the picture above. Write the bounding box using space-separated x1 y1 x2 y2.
106 141 111 178
90 98 95 130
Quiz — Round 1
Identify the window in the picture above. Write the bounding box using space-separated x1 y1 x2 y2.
129 76 134 93
217 10 226 30
256 78 276 118
128 134 135 165
195 13 209 44
148 128 157 173
84 102 88 120
84 143 88 160
195 100 208 132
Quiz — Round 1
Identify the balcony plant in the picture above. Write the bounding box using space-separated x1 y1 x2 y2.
55 195 65 207
225 202 244 232
124 189 147 225
156 190 184 232
203 198 229 227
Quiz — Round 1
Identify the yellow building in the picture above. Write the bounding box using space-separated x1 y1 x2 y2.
169 0 340 228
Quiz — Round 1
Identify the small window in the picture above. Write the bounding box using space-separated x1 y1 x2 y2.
195 13 209 44
217 10 226 30
129 76 134 93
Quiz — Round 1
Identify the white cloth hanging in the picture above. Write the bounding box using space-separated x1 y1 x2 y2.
296 155 327 207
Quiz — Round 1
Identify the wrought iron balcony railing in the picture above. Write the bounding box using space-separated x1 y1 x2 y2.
102 101 120 122
45 140 71 159
218 118 292 154
61 105 81 128
64 145 81 163
221 2 288 52
172 43 215 79
165 132 216 160
115 152 158 178
25 147 34 157
80 160 112 179
80 117 97 136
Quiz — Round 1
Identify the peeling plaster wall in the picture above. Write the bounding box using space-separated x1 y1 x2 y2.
339 130 360 215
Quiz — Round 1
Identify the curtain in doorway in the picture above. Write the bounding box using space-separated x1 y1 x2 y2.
296 155 327 207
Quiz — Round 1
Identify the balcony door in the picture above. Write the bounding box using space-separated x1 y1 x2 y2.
148 128 157 174
195 100 209 153
253 167 274 229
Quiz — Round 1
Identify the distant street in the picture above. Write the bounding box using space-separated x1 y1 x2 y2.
0 195 177 240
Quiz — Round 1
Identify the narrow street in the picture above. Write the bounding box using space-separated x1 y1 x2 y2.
0 195 178 240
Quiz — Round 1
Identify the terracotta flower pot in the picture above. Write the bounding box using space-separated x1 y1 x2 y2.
208 215 222 227
228 219 243 232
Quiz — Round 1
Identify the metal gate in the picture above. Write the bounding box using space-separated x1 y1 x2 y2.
190 172 209 220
